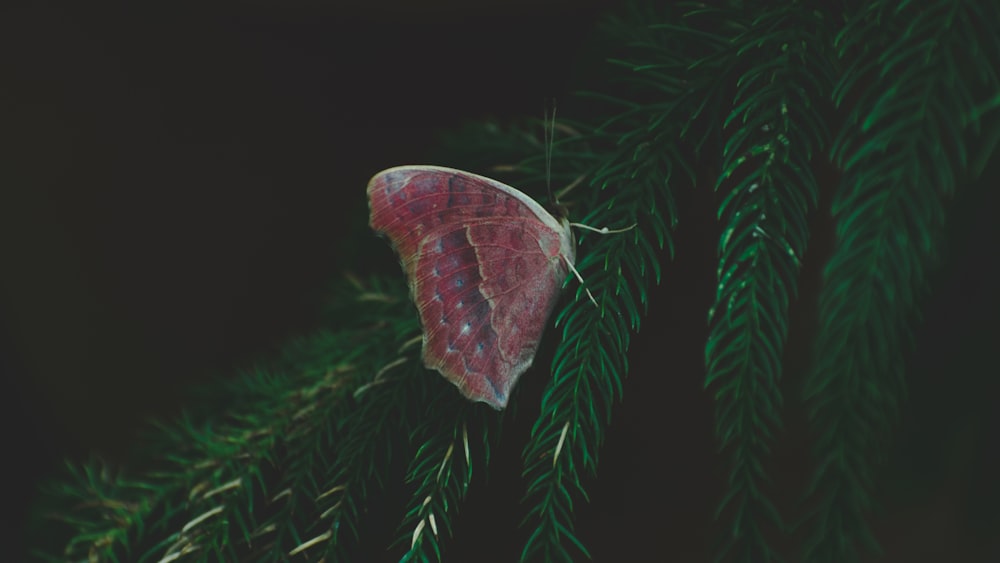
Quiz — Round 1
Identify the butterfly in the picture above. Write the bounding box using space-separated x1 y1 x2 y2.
367 165 574 409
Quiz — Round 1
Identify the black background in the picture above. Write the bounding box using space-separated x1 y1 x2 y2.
2 1 998 561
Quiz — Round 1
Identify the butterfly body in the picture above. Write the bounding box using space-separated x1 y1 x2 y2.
367 165 573 409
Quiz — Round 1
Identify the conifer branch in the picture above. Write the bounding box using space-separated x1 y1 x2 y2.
705 3 833 562
306 359 428 562
804 1 1000 561
395 401 499 562
38 277 428 561
519 103 684 561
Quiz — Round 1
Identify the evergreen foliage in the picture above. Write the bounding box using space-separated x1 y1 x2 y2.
704 4 832 563
518 106 681 562
31 1 1000 562
803 1 1000 561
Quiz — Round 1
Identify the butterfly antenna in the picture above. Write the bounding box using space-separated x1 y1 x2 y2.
544 99 598 309
544 98 556 206
569 222 638 235
554 173 586 201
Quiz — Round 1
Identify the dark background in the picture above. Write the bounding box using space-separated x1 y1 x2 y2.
2 1 998 561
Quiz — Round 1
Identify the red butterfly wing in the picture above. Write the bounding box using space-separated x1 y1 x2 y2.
367 165 574 409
